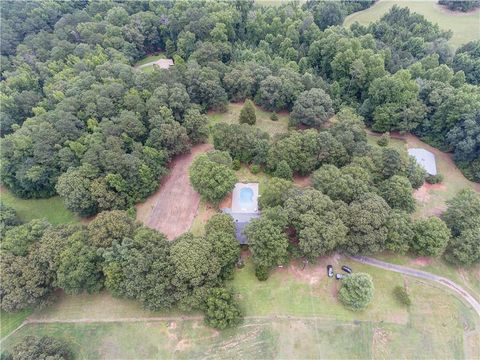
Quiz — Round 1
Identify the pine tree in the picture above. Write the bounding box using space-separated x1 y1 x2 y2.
239 99 256 125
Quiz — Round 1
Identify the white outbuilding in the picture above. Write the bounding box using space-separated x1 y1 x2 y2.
408 148 437 175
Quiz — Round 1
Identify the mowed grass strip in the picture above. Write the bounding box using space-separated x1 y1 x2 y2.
0 309 32 339
343 0 480 48
0 187 80 225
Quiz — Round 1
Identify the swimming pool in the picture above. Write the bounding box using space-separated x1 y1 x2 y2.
239 187 254 209
230 183 259 213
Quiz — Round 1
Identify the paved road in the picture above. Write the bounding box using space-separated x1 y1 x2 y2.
349 255 480 317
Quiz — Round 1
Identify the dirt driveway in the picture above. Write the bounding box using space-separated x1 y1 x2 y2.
136 144 212 240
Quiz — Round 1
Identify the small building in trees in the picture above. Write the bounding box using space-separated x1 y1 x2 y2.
222 183 260 244
408 148 437 175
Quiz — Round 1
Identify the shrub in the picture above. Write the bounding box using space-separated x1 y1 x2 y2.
338 273 374 311
273 160 293 180
425 173 444 184
270 112 279 121
255 265 269 281
232 159 241 170
239 99 256 125
251 164 261 174
393 286 411 306
377 132 390 146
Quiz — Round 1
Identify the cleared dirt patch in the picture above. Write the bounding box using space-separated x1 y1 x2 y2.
136 144 212 240
410 257 433 267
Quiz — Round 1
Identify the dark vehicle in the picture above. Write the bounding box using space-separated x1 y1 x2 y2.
341 265 352 274
327 265 334 277
335 273 344 280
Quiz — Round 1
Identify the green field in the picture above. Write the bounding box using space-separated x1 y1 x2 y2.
134 53 166 67
344 0 480 48
0 187 80 225
0 309 32 338
2 256 478 359
208 102 290 138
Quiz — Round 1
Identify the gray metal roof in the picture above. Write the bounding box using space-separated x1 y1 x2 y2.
408 148 437 175
222 208 260 244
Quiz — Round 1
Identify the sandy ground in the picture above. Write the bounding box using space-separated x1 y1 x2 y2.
136 144 212 240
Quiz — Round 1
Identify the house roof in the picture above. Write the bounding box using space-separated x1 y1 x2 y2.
408 148 437 175
221 209 260 245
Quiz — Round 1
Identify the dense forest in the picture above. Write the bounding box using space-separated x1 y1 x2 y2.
1 0 479 214
1 0 480 329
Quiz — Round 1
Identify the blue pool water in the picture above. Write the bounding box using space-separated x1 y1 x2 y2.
239 187 254 209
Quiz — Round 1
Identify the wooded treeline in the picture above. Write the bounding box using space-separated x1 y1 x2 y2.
1 1 479 217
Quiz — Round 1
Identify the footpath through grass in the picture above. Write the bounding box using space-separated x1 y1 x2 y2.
344 0 480 48
0 187 80 225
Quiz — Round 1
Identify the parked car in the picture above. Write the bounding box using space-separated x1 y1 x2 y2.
341 265 352 274
327 265 333 277
335 273 344 280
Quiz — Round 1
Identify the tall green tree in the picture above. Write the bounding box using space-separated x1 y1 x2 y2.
189 153 237 204
238 99 257 125
412 217 451 257
338 273 374 311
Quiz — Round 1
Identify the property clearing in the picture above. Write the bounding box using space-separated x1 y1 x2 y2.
343 0 480 48
136 144 212 240
2 256 478 359
367 131 480 218
0 187 80 225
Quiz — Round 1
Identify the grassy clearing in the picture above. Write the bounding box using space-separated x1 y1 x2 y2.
0 187 80 225
343 0 480 48
208 102 290 138
366 131 480 218
374 252 480 302
0 309 32 338
134 53 165 67
3 256 478 358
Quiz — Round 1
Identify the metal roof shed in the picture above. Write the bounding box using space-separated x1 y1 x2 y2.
407 148 437 175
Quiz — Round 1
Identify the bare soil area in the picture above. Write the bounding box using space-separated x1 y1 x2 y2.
136 144 212 240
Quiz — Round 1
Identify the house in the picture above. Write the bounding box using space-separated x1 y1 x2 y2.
408 148 437 175
222 183 260 244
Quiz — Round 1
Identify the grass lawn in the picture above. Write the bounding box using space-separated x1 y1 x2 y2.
208 102 290 138
344 0 480 48
0 309 32 339
374 252 480 302
133 53 165 67
2 256 478 358
0 187 80 225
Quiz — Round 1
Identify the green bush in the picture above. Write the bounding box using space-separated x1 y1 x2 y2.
426 173 444 184
270 112 279 121
255 265 270 281
232 159 241 170
393 285 411 306
377 132 390 147
251 164 261 174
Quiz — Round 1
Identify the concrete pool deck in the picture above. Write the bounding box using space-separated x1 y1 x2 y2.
222 182 260 244
231 183 259 213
